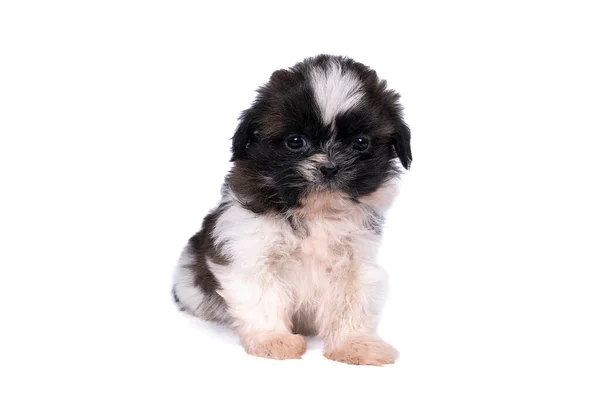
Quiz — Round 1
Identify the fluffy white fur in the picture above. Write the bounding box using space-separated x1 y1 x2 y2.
202 182 398 361
310 61 364 126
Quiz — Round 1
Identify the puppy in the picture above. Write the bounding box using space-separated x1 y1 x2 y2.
172 54 412 366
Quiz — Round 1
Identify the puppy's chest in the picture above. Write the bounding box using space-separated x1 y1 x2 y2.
268 214 377 286
282 216 373 305
296 219 355 268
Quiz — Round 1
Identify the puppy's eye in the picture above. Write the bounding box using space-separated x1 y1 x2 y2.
285 135 307 151
353 136 370 151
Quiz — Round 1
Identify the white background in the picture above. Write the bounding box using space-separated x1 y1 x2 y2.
1 1 599 398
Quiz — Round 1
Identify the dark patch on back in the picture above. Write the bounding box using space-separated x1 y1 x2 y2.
186 202 231 296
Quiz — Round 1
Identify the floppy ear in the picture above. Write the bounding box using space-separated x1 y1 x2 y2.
393 118 412 170
230 109 257 162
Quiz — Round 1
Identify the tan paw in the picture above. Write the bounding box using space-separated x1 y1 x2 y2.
324 336 398 366
242 332 307 360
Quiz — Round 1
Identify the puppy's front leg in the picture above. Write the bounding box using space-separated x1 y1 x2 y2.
216 265 306 360
319 264 398 366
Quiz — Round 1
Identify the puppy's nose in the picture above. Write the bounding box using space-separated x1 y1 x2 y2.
320 165 339 179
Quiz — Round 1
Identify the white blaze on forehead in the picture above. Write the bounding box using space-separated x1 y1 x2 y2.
310 61 364 126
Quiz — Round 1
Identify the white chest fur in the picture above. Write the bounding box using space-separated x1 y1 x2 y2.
215 193 375 270
208 185 396 336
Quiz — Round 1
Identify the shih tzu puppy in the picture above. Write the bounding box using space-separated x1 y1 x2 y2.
172 54 412 366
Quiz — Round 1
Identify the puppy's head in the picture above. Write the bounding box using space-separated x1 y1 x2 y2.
227 55 412 213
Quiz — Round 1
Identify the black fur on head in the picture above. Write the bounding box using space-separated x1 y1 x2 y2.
227 54 412 214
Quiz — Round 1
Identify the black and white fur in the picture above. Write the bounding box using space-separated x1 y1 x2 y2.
172 55 412 365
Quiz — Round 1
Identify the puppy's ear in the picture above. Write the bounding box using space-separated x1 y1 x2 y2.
393 117 412 170
230 109 257 162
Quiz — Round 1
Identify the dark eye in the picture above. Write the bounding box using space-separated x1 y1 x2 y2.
285 135 307 151
353 136 370 151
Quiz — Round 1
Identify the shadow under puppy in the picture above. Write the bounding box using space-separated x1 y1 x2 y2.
172 54 412 366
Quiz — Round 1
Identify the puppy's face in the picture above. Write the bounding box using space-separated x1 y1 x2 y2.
227 55 412 213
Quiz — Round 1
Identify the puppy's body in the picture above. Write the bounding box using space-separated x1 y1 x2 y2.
172 55 412 365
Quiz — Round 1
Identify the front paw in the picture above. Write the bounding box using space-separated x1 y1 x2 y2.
324 336 398 366
242 332 307 360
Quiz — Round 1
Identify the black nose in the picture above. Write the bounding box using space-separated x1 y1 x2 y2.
320 165 339 178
